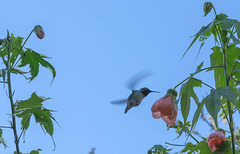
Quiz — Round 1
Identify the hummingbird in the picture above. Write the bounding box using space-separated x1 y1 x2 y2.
111 70 159 113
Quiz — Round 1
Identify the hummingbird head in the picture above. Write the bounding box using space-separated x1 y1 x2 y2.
139 87 160 96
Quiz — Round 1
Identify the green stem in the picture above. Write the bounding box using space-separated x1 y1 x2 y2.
212 5 217 17
0 126 13 129
174 66 222 90
7 71 20 154
11 29 34 68
192 77 215 90
186 131 199 143
223 44 236 154
165 142 193 147
174 77 189 89
6 40 20 153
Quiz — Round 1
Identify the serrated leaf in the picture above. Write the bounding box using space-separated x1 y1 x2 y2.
15 92 55 137
149 145 170 154
191 99 205 131
179 77 201 123
196 141 213 154
18 48 56 83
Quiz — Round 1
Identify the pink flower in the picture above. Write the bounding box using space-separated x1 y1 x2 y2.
151 89 177 126
207 131 228 152
34 25 45 39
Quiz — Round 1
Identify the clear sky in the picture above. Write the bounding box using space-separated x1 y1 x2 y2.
0 0 240 154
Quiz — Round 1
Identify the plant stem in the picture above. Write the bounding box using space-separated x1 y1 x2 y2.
11 29 34 68
186 131 199 143
7 71 20 154
6 41 20 153
223 44 236 153
174 77 190 89
0 126 13 129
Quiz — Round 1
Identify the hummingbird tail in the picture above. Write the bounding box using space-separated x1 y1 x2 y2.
124 106 131 114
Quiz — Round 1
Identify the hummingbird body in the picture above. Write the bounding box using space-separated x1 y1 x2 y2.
124 87 158 114
124 90 145 114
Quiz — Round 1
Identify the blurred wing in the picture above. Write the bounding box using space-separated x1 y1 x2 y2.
110 98 128 105
126 70 154 90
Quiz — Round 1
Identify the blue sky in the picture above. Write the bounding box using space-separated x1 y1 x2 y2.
0 0 240 154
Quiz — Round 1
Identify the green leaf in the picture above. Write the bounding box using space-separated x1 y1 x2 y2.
15 92 56 137
214 141 232 154
0 129 7 148
191 98 205 131
149 145 171 154
230 35 240 45
181 35 199 60
18 48 56 83
235 20 240 39
222 19 236 30
194 22 213 36
227 45 240 82
216 86 240 108
179 77 201 123
213 14 228 24
196 141 213 154
30 149 42 154
210 46 225 88
181 142 198 153
205 89 225 129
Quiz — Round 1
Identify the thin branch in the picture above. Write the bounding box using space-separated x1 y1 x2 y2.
165 142 195 147
174 77 190 89
11 29 34 68
192 77 215 89
0 126 13 129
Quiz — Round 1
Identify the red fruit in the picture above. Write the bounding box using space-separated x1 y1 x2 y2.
151 89 177 126
34 25 45 39
207 131 228 152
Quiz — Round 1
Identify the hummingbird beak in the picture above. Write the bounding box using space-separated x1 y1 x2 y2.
150 90 160 93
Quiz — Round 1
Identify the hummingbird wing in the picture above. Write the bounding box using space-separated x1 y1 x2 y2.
110 98 128 104
126 70 154 90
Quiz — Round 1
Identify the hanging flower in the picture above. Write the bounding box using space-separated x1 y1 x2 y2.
203 2 213 17
151 89 178 126
207 131 228 152
34 25 45 39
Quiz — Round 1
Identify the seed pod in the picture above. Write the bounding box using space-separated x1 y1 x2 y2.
203 2 213 17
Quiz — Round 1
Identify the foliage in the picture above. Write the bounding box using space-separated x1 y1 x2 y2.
0 26 56 154
150 2 240 154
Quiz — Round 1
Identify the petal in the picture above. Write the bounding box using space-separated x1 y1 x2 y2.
157 96 176 116
152 111 161 119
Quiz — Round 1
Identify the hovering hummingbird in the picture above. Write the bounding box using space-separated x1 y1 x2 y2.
111 71 159 113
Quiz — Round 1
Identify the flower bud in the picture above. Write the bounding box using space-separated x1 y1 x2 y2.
34 25 45 39
207 131 228 152
203 2 213 17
